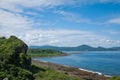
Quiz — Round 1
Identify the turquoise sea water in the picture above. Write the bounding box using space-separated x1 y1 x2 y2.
34 51 120 76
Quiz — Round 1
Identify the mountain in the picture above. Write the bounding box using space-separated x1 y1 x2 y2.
29 45 120 51
30 45 58 49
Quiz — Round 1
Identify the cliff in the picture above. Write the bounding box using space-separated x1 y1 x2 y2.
0 36 33 80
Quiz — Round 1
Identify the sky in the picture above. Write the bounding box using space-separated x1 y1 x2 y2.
0 0 120 47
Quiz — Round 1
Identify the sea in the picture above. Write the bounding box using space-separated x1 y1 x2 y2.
34 51 120 76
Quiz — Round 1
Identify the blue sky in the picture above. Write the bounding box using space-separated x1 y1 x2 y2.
0 0 120 47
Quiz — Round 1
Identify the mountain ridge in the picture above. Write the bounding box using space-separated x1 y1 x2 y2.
29 45 120 51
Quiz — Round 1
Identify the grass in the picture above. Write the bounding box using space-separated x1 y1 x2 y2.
34 68 82 80
31 64 82 80
29 49 81 80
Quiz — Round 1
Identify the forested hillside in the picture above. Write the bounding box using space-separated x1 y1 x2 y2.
0 36 33 80
0 36 81 80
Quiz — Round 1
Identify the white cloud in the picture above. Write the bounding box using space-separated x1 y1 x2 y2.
0 12 119 47
1 28 117 47
56 10 120 25
0 0 120 13
0 9 34 37
0 10 33 28
107 17 120 24
55 10 91 24
105 30 120 35
1 0 120 25
0 0 79 13
0 0 120 47
27 30 120 47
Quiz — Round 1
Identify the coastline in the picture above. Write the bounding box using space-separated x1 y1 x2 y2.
32 60 110 80
78 68 112 77
31 53 69 58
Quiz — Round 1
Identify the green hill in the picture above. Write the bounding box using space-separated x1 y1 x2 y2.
0 36 33 80
0 36 81 80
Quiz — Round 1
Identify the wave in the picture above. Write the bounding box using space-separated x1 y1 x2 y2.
35 59 112 77
78 68 112 77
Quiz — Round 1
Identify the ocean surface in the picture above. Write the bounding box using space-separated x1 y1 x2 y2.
34 51 120 76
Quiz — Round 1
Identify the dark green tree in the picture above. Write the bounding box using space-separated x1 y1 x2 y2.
0 36 34 80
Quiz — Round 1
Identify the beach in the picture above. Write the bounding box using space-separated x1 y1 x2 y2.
32 60 110 80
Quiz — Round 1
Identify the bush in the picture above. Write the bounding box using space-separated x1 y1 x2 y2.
110 76 120 80
18 69 34 80
0 36 33 80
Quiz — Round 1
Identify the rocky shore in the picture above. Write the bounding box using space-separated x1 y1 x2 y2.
32 60 110 80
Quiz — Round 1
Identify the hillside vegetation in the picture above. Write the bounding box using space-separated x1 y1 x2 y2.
0 36 33 80
28 48 66 57
0 36 119 80
0 36 81 80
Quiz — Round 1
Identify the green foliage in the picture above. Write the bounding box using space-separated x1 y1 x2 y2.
0 36 28 55
33 66 82 80
0 64 34 80
0 36 33 80
0 36 82 80
110 76 120 80
18 69 34 80
0 36 31 69
28 49 64 57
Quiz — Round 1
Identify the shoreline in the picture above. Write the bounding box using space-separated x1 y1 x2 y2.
78 68 112 77
31 53 69 58
34 59 112 77
32 60 110 80
39 61 108 77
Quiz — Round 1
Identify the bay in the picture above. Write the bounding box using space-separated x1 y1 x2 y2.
34 51 120 76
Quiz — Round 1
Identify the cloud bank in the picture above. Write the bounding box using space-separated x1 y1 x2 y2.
0 0 120 47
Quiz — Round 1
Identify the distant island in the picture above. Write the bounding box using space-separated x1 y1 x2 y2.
30 45 120 51
28 48 68 58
